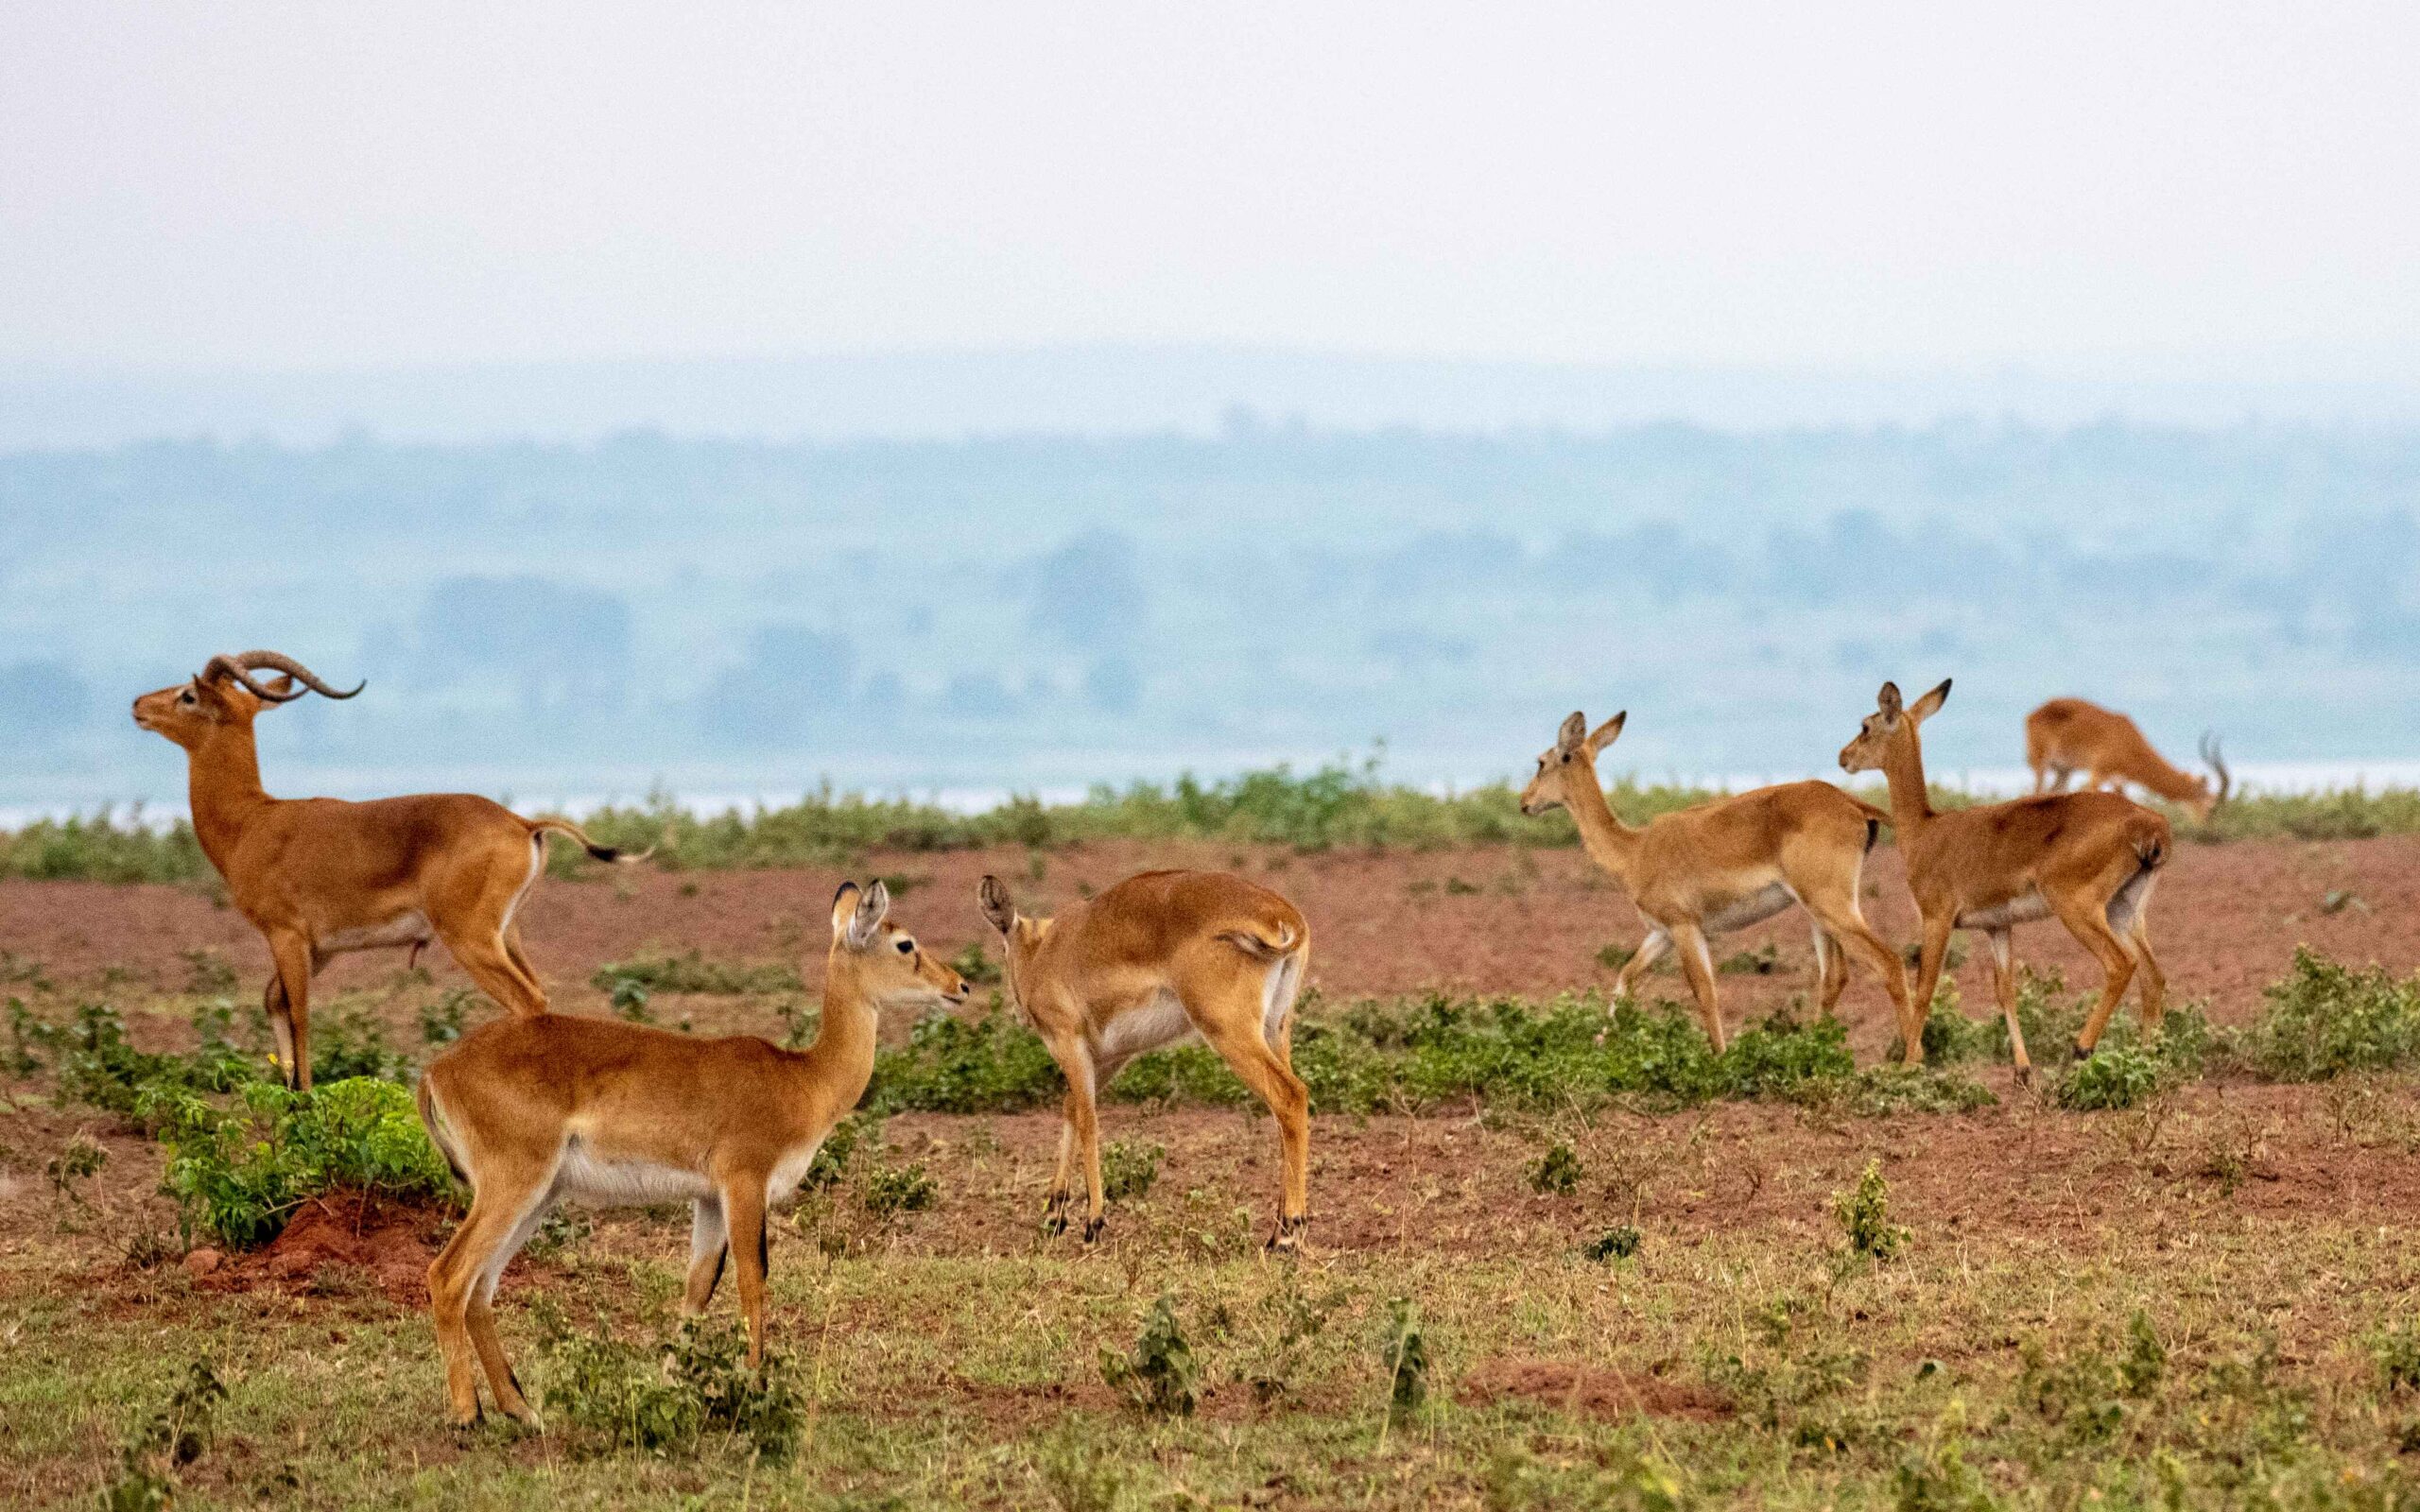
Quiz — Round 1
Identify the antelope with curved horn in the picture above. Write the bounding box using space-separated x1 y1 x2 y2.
418 880 968 1425
977 869 1313 1249
132 650 631 1089
2025 697 2230 821
1518 709 1915 1057
1842 679 2172 1080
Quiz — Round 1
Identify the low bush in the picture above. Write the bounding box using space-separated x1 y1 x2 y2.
2057 1046 2166 1111
1835 1159 1907 1262
146 1077 455 1248
533 1307 801 1461
863 1161 938 1216
2237 947 2420 1081
1100 1140 1164 1202
1528 1142 1582 1194
1101 1295 1198 1417
591 950 803 997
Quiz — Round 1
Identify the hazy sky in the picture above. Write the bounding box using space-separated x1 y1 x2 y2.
5 3 2417 375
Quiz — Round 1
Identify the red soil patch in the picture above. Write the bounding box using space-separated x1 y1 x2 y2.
1459 1356 1734 1421
193 1193 438 1306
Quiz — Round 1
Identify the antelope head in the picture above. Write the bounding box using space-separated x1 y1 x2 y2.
131 650 363 751
1838 678 1950 775
1518 709 1626 816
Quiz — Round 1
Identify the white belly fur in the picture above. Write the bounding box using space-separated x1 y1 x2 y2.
1958 891 2055 930
763 1142 826 1209
1096 989 1197 1062
554 1142 715 1207
319 910 433 954
1702 882 1796 935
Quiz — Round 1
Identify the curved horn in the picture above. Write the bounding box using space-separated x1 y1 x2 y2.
230 650 364 700
2201 731 2230 808
201 654 307 703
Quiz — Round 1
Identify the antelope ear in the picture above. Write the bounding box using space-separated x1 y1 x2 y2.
849 880 890 948
1586 711 1627 755
1555 711 1588 755
262 674 296 698
1909 679 1951 722
830 881 863 942
1876 681 1904 718
977 875 1016 933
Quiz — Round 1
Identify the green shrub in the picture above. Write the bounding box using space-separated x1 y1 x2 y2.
1584 1225 1643 1262
1835 1159 1907 1262
2238 947 2420 1080
97 1360 226 1512
306 999 415 1085
863 1161 938 1216
45 1003 256 1117
593 950 803 998
1378 1297 1430 1420
1528 1142 1582 1194
147 1077 455 1248
2057 1045 2165 1110
949 942 1001 986
1100 1141 1164 1202
1101 1295 1198 1417
533 1308 801 1461
804 1112 873 1191
868 1003 1064 1113
2374 1321 2420 1395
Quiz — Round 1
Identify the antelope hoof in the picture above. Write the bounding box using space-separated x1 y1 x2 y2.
2071 1041 2093 1063
1267 1215 1307 1253
2014 1063 2032 1089
1041 1193 1069 1236
448 1405 483 1433
1081 1215 1105 1244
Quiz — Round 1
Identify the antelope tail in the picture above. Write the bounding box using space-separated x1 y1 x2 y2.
1216 919 1302 960
525 815 648 865
416 1075 471 1187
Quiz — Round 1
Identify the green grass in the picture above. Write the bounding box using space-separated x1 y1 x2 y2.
25 760 2420 882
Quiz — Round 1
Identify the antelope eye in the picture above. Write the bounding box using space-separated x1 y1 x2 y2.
179 691 196 705
894 938 914 954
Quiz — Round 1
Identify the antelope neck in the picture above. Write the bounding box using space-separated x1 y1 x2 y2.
1562 756 1643 886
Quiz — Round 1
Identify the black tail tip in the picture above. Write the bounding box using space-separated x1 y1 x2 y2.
585 844 621 863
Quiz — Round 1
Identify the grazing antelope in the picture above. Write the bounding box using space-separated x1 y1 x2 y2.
1518 710 1915 1057
977 869 1312 1249
1841 680 2171 1080
417 880 966 1426
131 649 629 1089
2025 697 2230 821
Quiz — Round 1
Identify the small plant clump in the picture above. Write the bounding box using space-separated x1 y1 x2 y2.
96 1359 226 1512
533 1307 801 1461
1527 1141 1583 1194
1835 1159 1908 1263
592 951 804 998
1377 1297 1431 1421
863 1161 939 1216
1584 1224 1643 1262
2238 947 2420 1081
1100 1140 1164 1202
1101 1295 1199 1417
2056 1045 2166 1111
948 942 1001 986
